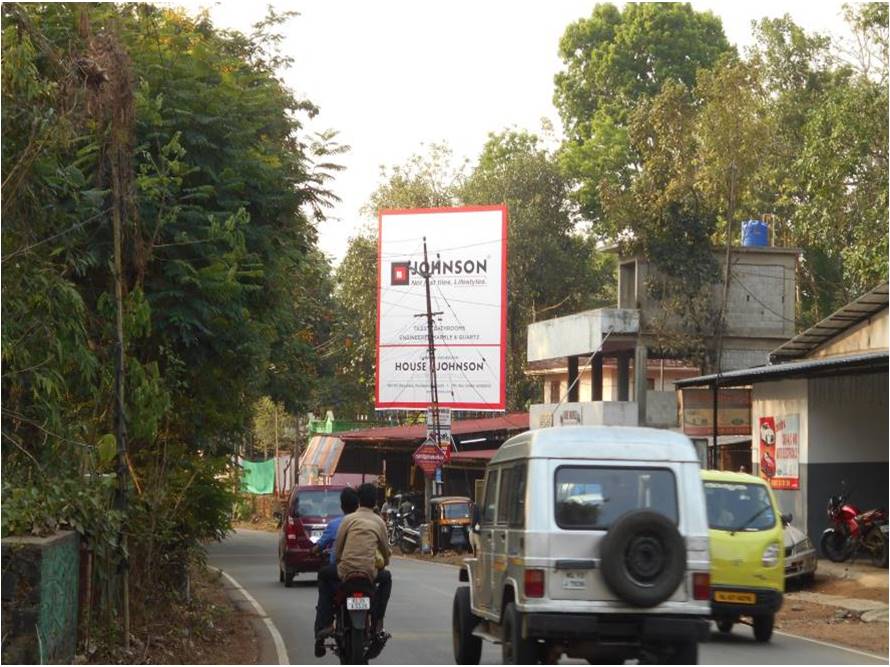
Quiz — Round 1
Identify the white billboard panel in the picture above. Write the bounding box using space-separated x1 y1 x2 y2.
375 206 507 410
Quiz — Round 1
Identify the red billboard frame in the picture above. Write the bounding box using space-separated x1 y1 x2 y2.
374 205 508 411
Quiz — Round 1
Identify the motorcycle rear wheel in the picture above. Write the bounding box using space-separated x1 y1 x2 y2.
862 526 888 568
348 627 366 664
821 529 851 563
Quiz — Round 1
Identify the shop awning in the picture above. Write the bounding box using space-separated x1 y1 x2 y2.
299 435 345 484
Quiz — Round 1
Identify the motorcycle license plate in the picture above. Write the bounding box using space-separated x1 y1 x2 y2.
881 524 889 535
714 591 755 604
346 596 371 611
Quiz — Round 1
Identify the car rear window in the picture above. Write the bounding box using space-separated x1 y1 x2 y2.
555 466 678 530
294 490 343 518
704 481 776 532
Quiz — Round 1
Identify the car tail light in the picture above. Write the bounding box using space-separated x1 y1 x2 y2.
524 569 545 598
287 516 312 548
692 572 710 600
286 516 299 541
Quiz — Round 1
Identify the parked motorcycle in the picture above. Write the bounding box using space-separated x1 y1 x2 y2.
390 502 422 554
821 489 888 567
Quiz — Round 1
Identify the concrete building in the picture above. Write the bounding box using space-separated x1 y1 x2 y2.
675 283 889 547
526 244 800 430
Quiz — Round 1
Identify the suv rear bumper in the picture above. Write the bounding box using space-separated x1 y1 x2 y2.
523 613 710 642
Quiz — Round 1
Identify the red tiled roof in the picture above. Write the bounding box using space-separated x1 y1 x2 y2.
338 412 529 443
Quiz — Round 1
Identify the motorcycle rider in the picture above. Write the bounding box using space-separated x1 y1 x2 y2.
314 483 392 657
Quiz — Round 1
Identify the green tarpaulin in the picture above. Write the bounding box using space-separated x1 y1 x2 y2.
241 458 275 494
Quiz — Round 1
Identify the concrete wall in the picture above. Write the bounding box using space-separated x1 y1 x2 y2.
805 373 889 544
529 401 639 429
810 308 888 359
527 309 639 362
2 531 80 665
646 390 679 427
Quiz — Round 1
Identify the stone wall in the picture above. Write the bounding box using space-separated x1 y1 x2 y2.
2 531 80 664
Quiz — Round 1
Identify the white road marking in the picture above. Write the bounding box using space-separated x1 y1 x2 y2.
774 630 888 662
213 567 290 665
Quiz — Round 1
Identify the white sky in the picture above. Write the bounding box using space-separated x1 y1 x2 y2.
176 1 854 265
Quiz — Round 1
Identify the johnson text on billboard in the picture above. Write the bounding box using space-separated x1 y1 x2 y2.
375 206 507 410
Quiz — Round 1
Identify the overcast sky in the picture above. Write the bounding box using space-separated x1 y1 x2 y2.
176 1 854 265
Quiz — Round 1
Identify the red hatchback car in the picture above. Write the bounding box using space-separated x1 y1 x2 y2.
278 485 346 586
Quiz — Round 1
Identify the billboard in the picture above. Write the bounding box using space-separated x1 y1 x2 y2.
758 414 800 490
376 206 507 410
681 388 751 436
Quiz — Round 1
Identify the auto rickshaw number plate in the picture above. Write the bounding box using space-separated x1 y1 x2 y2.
347 596 371 610
713 590 755 604
562 570 587 589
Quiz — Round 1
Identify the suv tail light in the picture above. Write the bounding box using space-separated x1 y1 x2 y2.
524 569 545 598
692 572 710 600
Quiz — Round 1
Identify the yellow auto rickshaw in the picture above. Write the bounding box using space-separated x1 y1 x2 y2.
428 496 473 554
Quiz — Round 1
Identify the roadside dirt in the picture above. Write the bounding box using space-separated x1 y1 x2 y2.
233 518 278 533
395 549 470 567
776 571 889 657
82 565 258 665
776 597 888 657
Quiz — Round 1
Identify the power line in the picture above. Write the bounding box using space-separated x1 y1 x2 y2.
1 208 110 262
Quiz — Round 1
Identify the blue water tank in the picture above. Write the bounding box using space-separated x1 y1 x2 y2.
741 219 769 247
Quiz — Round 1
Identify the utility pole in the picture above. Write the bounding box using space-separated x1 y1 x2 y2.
414 237 444 515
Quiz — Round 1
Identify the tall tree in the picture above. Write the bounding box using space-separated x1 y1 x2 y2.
554 2 732 228
461 130 613 408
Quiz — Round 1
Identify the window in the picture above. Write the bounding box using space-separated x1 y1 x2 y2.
549 380 560 403
704 482 776 532
510 464 527 527
481 469 499 525
555 466 678 530
442 502 472 520
294 489 343 518
497 467 514 524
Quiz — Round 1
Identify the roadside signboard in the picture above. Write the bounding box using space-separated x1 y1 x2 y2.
759 414 799 490
375 206 508 410
413 440 446 478
681 388 751 436
425 407 452 440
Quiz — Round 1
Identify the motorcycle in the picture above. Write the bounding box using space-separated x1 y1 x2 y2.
390 502 422 554
820 489 888 567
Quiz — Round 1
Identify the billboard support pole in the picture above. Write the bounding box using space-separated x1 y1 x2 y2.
414 237 444 512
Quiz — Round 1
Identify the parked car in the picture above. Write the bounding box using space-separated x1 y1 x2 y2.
277 484 346 586
701 470 784 642
452 426 711 665
783 516 817 583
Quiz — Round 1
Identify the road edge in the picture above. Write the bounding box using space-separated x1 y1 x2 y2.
212 567 290 665
773 629 888 663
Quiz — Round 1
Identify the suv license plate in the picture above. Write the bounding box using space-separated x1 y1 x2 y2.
562 570 587 590
346 597 371 610
714 591 755 604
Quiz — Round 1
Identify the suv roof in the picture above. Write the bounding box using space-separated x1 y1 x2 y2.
491 426 698 465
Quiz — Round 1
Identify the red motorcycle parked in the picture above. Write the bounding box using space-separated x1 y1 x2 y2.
820 490 888 567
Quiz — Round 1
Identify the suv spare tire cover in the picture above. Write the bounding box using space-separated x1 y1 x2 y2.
599 510 686 608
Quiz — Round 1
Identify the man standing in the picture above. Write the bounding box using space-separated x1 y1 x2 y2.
314 483 392 656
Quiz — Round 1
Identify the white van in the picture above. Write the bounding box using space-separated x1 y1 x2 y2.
452 426 711 664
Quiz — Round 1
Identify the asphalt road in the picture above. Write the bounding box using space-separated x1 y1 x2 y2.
207 529 885 665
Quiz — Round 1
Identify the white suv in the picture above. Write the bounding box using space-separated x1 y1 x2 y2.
452 426 711 664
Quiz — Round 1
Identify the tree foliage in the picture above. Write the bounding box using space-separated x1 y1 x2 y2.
1 2 341 642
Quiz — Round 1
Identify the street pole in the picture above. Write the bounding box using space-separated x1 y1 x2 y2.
414 237 444 515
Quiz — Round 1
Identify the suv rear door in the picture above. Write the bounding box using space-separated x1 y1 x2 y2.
477 468 500 611
548 460 688 603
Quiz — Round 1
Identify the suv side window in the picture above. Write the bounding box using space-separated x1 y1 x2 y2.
509 463 527 527
481 469 500 525
497 467 514 524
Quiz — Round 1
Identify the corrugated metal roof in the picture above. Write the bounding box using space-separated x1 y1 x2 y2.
674 351 888 389
770 283 888 361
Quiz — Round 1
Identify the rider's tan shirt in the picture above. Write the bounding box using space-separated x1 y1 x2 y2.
334 507 391 581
